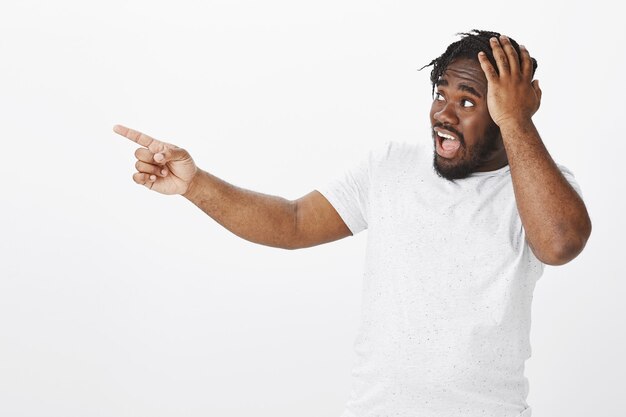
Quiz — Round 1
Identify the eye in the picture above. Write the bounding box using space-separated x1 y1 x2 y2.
461 99 475 108
434 92 445 101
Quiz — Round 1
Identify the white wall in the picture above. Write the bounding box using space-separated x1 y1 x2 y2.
0 1 623 416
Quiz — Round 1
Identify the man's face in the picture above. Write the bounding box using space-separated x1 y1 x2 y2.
429 58 507 180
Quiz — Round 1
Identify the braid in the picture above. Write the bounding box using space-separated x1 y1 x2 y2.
420 29 538 95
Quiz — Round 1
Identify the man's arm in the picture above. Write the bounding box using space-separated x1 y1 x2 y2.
183 172 352 249
499 120 591 265
478 36 592 266
114 125 351 250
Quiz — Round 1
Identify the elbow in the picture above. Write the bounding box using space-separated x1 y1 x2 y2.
538 244 582 266
283 242 302 251
536 218 592 266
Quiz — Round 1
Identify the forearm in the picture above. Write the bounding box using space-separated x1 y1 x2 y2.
183 169 297 249
501 121 592 265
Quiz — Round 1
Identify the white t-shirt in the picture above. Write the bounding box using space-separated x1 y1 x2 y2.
317 140 583 417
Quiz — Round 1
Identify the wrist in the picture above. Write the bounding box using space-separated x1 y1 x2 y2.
498 118 536 136
182 168 204 200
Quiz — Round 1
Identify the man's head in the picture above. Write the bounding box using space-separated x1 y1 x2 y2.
421 30 537 181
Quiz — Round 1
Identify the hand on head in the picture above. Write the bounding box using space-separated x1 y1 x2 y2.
113 124 198 195
477 35 542 128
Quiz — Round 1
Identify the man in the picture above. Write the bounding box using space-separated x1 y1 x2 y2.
114 30 591 417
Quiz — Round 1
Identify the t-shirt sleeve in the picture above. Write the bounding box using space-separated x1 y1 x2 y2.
315 147 379 236
557 163 584 200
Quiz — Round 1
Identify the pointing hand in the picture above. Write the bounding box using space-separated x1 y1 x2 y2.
113 124 197 195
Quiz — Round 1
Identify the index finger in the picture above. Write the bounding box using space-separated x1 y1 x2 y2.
113 124 156 148
499 35 520 76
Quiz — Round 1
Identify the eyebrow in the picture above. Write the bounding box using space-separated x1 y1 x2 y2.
435 79 483 98
458 84 482 98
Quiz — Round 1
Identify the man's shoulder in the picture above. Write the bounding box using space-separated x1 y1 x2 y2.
368 140 428 164
554 162 583 199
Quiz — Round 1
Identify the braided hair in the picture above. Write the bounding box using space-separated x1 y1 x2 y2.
421 29 538 95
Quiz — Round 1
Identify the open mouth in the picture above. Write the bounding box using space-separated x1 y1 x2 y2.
434 128 462 159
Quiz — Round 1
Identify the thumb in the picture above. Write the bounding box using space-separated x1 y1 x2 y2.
153 147 188 164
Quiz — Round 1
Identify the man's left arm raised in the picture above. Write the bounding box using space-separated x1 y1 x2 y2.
478 35 592 266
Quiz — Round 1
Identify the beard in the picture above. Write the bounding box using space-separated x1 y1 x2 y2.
432 122 502 181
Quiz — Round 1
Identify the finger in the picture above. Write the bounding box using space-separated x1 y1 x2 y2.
153 147 188 164
489 37 510 76
134 147 159 164
519 45 533 79
135 160 168 177
132 172 157 188
113 124 159 148
499 35 520 76
477 51 498 82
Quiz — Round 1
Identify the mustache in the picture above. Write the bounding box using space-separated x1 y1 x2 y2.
432 123 464 145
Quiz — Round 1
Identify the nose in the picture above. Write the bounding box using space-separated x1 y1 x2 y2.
434 102 459 125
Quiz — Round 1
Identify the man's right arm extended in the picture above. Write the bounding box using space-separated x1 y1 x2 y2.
114 124 352 250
